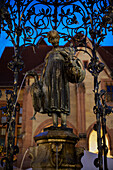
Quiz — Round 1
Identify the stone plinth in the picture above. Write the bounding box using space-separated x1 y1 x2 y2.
29 127 84 170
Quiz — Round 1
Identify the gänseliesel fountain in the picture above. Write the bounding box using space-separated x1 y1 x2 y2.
28 30 85 169
0 0 113 169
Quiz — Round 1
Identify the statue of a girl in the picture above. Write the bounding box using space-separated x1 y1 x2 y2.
30 30 85 128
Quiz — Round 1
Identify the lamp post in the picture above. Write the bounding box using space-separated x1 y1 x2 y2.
0 0 113 169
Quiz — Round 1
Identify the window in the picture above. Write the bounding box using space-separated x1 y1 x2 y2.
0 128 6 136
101 80 113 103
18 107 22 124
17 128 22 136
0 104 7 153
0 128 6 155
0 109 7 125
0 102 23 149
1 117 7 124
106 84 113 102
20 108 22 114
89 129 111 157
83 60 88 69
19 117 22 124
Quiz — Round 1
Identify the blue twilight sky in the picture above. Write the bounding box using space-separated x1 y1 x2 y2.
0 30 113 58
0 0 113 57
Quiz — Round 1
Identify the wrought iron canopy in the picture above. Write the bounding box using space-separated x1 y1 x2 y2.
0 0 113 49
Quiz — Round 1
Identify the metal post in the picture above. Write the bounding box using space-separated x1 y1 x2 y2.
101 94 108 170
94 76 103 170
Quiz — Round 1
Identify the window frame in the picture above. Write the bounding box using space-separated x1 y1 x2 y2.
101 79 113 106
0 100 23 148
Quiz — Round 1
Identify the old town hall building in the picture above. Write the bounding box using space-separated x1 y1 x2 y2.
0 38 113 168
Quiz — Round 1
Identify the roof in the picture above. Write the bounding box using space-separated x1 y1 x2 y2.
0 37 113 86
97 46 113 71
0 39 52 86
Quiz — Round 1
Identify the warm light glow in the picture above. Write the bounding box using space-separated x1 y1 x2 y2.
89 130 98 153
89 130 112 158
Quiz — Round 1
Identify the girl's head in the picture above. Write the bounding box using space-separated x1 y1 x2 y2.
47 30 60 47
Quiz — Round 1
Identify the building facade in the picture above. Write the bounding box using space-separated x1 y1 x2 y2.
0 38 113 169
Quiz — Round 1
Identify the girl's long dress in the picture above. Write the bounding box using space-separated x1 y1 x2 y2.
41 48 70 117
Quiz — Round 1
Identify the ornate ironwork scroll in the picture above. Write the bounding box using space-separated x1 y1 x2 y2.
0 0 112 46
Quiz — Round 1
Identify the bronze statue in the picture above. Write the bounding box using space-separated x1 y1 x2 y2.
30 30 85 127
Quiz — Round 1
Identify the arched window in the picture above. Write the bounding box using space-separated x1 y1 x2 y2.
89 129 111 157
0 102 23 157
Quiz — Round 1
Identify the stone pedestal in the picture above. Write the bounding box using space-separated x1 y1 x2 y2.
29 127 84 170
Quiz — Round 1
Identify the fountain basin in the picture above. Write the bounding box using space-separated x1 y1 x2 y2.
29 127 84 170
